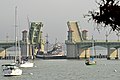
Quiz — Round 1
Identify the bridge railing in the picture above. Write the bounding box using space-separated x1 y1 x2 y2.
82 40 120 42
0 40 15 43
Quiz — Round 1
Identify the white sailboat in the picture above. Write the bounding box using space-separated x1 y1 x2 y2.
19 61 34 68
17 49 34 68
18 16 34 68
2 6 22 76
2 63 22 76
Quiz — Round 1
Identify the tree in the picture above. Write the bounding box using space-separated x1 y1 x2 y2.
85 0 120 32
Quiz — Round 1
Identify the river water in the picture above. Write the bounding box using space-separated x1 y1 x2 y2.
1 59 120 80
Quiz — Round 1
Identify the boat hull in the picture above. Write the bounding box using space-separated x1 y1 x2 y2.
36 54 66 59
3 68 22 76
19 62 34 68
85 61 96 65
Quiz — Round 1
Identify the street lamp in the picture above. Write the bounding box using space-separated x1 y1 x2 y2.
105 32 108 42
6 33 8 42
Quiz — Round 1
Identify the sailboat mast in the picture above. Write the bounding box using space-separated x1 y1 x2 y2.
15 6 18 63
92 35 95 57
92 39 94 55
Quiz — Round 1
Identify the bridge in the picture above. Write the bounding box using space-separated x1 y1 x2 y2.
0 22 45 59
0 40 23 59
0 41 15 49
0 40 29 49
65 21 120 59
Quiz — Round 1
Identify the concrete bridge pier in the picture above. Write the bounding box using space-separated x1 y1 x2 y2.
107 46 110 60
107 46 119 60
79 48 90 59
115 48 119 59
28 44 36 59
21 43 29 58
66 43 79 59
0 49 6 58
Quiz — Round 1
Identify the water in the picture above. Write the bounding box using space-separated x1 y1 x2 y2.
1 59 120 80
2 47 120 80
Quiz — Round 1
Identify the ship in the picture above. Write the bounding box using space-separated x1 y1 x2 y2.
36 52 66 59
36 42 66 59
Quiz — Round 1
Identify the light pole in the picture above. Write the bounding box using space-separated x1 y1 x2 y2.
6 33 8 42
105 32 108 42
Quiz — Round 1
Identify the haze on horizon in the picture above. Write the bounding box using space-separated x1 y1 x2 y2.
0 0 118 43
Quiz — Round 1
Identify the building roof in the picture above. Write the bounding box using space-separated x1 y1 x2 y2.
82 30 88 32
22 30 27 33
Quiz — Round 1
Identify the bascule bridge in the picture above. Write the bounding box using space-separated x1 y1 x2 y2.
21 22 45 58
0 22 45 59
65 21 120 59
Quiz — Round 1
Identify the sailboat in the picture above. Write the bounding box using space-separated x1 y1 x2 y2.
85 39 96 65
17 32 34 68
19 55 34 68
17 40 34 68
18 16 34 68
19 60 34 68
2 63 22 76
1 6 22 76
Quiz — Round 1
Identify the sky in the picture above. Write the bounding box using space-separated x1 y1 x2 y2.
0 0 119 43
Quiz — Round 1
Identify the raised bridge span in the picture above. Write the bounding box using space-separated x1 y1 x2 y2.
65 21 120 59
0 22 45 58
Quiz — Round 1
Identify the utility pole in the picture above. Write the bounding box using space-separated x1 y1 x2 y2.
105 31 108 42
6 33 8 42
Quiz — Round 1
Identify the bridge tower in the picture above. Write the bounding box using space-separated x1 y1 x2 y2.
65 21 83 59
65 21 120 59
28 22 45 58
67 21 82 43
65 21 91 59
21 30 29 58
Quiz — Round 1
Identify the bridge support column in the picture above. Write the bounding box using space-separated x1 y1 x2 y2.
29 44 35 59
84 49 87 59
0 49 5 59
79 48 90 59
4 48 7 58
115 48 119 59
21 43 29 58
107 46 110 60
107 47 119 60
66 43 78 59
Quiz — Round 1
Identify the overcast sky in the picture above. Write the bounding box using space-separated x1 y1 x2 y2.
0 0 118 43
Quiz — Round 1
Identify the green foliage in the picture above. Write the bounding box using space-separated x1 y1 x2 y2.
85 0 120 31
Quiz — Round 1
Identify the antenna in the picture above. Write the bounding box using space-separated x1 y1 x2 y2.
55 38 57 44
27 16 30 43
45 33 49 52
27 16 31 29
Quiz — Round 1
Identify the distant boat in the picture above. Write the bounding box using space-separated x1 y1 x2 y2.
36 42 66 59
85 58 96 65
2 63 22 76
17 56 34 68
85 38 96 65
19 60 34 68
17 42 34 68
